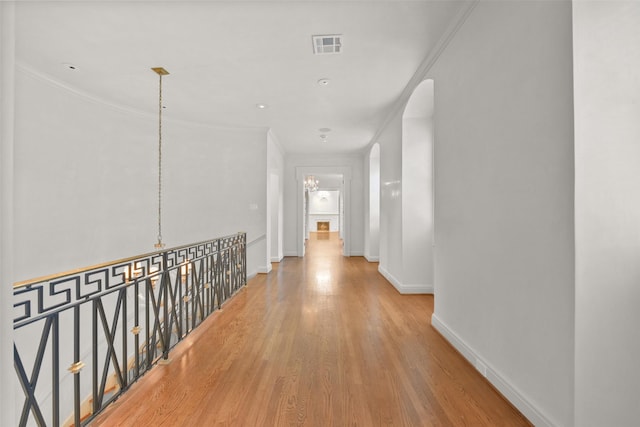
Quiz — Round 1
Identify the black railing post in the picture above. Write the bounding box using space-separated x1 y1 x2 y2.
134 278 140 378
73 305 81 427
161 249 170 361
92 299 99 416
51 313 60 427
243 233 247 286
121 286 128 389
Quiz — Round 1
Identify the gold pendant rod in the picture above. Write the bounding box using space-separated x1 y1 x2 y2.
152 67 169 249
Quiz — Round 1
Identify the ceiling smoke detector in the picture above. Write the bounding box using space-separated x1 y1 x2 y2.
312 35 342 55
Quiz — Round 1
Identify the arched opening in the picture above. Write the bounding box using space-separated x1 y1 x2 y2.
401 79 434 292
366 143 380 261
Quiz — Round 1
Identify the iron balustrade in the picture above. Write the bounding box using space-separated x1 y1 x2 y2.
13 232 247 427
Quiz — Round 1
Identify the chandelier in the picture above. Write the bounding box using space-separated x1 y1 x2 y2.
304 175 319 192
152 67 169 249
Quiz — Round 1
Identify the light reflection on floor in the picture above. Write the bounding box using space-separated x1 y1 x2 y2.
306 232 342 295
314 270 332 294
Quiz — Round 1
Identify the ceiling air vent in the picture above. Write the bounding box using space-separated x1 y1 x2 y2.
312 35 342 55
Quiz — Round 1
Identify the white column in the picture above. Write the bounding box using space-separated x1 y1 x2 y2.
0 2 16 425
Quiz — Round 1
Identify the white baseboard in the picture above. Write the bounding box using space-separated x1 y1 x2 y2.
257 264 272 274
271 255 283 262
350 251 364 256
378 265 433 294
431 314 555 427
378 265 401 290
365 255 379 262
400 283 433 294
246 271 258 281
283 251 298 257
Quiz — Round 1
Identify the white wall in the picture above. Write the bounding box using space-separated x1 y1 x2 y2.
309 190 340 232
573 2 640 425
0 3 16 425
267 130 284 265
283 154 364 257
364 143 380 262
376 81 435 295
401 117 433 291
308 190 339 215
13 65 268 282
373 1 575 425
376 114 404 287
429 2 575 426
401 78 434 292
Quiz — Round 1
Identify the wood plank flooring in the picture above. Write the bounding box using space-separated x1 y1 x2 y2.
92 232 531 426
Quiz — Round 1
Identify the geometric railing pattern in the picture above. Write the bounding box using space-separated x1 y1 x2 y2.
13 232 247 427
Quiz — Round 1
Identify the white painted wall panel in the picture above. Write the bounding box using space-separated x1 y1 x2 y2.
429 2 575 425
401 116 433 288
377 114 404 285
574 2 640 425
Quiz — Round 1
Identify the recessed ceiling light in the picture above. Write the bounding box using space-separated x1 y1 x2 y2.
317 78 330 86
319 128 331 133
320 134 327 139
256 103 268 109
62 63 78 71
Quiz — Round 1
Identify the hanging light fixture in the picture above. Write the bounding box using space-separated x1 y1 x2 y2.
304 175 319 192
152 67 169 249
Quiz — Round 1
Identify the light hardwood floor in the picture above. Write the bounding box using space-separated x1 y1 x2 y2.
93 232 531 426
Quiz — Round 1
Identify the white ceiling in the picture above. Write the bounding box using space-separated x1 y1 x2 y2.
15 1 465 154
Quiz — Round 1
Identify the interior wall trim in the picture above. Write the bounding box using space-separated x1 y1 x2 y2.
431 314 557 427
247 234 267 247
16 62 269 133
378 265 432 294
257 264 272 274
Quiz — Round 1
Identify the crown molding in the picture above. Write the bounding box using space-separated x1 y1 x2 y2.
367 0 478 150
16 61 269 134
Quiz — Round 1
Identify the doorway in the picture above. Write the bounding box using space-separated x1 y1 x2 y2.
296 166 352 257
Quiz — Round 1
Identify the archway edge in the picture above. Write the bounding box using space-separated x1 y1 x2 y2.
403 78 434 119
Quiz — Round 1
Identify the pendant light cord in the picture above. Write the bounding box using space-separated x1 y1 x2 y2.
156 73 164 248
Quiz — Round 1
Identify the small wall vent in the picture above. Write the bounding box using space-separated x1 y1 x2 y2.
312 35 342 55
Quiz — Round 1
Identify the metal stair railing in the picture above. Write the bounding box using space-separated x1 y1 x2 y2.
12 232 247 427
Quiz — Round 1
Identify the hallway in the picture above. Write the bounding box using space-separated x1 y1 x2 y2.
93 233 530 426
